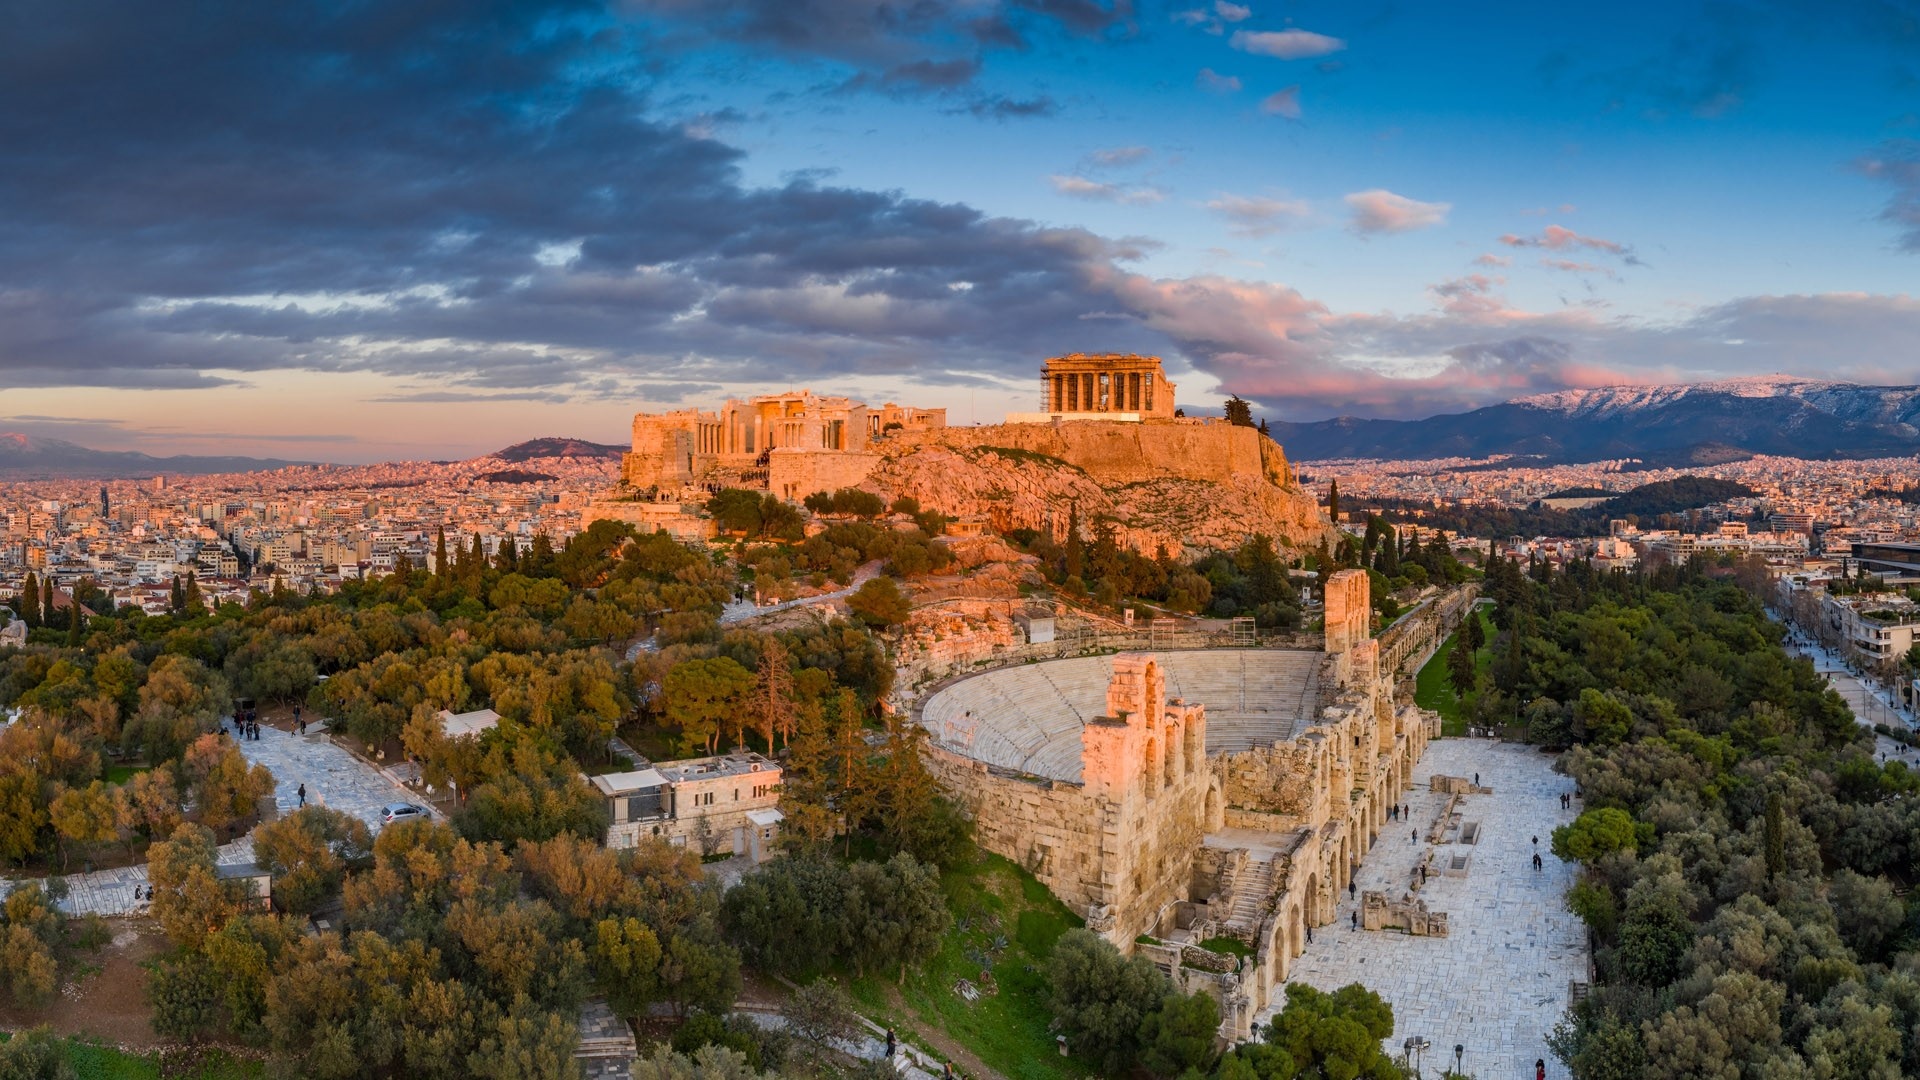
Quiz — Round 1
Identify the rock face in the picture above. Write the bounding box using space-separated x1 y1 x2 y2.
864 420 1332 557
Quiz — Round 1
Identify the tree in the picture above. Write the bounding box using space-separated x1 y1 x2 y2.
751 639 796 750
252 806 373 915
182 733 275 837
706 489 766 535
0 886 62 1007
1045 929 1168 1074
1258 982 1398 1080
591 916 663 1022
435 526 450 580
780 979 861 1067
148 823 248 950
1327 479 1340 524
629 1045 771 1080
663 657 757 755
48 780 117 872
0 1026 76 1080
1551 807 1638 865
845 577 909 629
1139 990 1221 1076
658 918 741 1018
844 853 948 981
1223 395 1254 427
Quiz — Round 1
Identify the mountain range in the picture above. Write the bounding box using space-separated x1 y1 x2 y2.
1267 376 1920 464
0 434 316 480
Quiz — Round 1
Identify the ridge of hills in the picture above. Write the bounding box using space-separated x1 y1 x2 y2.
1267 375 1920 463
0 433 316 480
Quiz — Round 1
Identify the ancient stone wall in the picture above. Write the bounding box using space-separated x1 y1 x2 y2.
766 448 880 502
1323 569 1371 656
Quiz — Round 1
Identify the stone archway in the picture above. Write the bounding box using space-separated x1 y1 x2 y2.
1305 871 1321 925
1205 781 1225 831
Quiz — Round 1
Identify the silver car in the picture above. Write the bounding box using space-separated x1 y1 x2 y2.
381 802 430 826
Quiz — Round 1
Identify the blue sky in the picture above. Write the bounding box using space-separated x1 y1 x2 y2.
2 0 1918 461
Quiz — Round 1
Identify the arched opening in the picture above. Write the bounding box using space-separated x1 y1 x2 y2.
1288 903 1303 967
1144 736 1161 798
1163 724 1179 787
1305 872 1320 926
1205 782 1225 831
1184 720 1202 775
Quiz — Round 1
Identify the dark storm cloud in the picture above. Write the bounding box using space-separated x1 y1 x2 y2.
0 0 1161 395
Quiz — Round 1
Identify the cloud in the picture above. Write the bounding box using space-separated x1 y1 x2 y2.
1205 194 1311 236
1540 258 1618 279
1343 190 1450 234
1473 253 1512 267
1197 68 1243 93
1049 175 1166 204
1230 28 1345 60
1174 1 1252 34
1259 86 1302 119
963 94 1059 119
1857 140 1920 252
1500 225 1642 265
1086 146 1151 168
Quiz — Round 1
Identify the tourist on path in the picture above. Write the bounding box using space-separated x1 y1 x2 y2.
297 783 306 808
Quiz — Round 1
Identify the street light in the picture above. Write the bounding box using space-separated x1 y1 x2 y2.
1455 1044 1464 1075
1403 1036 1430 1078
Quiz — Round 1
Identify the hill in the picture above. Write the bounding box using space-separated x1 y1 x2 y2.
0 433 316 479
1268 376 1920 463
489 437 624 462
1357 475 1753 539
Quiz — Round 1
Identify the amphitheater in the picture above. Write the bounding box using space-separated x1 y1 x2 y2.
915 573 1476 1040
922 650 1325 780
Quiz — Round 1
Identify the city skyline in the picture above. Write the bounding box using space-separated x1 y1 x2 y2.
6 1 1920 462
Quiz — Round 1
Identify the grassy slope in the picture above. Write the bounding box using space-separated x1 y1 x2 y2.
1413 605 1494 736
848 853 1090 1080
0 1036 262 1080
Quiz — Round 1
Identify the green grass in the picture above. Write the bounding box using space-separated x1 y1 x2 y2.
848 853 1090 1080
1414 606 1495 736
1195 936 1254 958
0 1034 262 1080
101 764 150 785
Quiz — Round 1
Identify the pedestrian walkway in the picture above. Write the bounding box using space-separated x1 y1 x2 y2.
1 722 424 916
1781 634 1915 760
1264 739 1585 1080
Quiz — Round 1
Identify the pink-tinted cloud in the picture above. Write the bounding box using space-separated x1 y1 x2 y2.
1205 193 1311 236
1260 85 1302 119
1048 174 1165 205
1472 253 1512 267
1500 224 1640 264
1540 257 1617 278
1230 28 1345 59
1197 68 1243 93
1344 189 1450 234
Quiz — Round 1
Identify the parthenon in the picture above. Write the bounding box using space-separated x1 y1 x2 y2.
1039 353 1178 419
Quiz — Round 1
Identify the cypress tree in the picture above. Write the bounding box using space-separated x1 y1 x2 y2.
434 526 449 580
43 578 55 629
169 575 185 614
1063 504 1085 584
66 604 83 647
494 538 518 573
1327 479 1340 524
183 573 204 613
19 571 38 627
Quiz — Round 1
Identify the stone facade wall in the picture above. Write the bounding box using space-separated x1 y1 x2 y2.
580 498 715 542
767 448 880 502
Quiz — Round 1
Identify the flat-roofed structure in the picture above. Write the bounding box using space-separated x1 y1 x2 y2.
1853 541 1920 579
1034 353 1177 419
592 751 782 859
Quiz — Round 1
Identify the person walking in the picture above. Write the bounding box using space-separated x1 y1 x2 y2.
885 1029 896 1058
1348 881 1356 901
1532 852 1543 872
1351 910 1359 930
1473 772 1479 786
297 783 306 808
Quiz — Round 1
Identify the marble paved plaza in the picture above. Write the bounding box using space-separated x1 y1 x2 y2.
2 722 425 916
1261 738 1586 1080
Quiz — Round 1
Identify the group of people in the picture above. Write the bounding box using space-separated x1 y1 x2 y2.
232 705 265 741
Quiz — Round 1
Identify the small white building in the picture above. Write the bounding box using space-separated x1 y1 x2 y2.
434 708 501 740
591 751 782 861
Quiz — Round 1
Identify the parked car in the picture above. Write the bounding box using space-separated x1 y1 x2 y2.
381 802 430 826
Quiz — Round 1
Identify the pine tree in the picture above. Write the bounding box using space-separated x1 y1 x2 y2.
753 639 796 750
182 574 203 613
1223 396 1254 427
434 526 449 580
494 538 518 573
19 571 38 627
525 532 557 578
1063 504 1085 584
831 690 877 856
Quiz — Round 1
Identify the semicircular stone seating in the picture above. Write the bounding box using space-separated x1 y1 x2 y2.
921 650 1324 783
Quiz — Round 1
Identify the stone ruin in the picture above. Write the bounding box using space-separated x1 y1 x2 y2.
1430 774 1491 795
1361 890 1450 937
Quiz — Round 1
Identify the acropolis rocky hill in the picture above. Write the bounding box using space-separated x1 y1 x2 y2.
866 420 1330 556
589 354 1335 557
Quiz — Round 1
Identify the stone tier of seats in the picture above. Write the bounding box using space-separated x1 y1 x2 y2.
922 649 1322 782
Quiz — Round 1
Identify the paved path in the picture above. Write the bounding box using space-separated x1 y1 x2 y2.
2 723 423 916
626 561 882 661
1264 738 1586 1080
1778 629 1916 760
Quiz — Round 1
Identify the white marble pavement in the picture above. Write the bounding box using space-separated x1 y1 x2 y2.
1261 738 1586 1080
1 722 425 917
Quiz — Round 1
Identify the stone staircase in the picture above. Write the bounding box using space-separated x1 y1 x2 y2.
1223 857 1275 941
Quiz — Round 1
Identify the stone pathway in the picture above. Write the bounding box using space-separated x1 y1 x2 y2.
1263 739 1585 1080
2 722 425 917
1780 633 1916 760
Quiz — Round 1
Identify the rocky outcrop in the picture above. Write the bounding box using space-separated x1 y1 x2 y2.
864 420 1333 557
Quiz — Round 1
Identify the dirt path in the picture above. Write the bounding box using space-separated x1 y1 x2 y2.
875 983 1007 1080
0 920 163 1047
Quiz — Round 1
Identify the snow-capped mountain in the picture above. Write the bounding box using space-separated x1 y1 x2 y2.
1268 376 1920 463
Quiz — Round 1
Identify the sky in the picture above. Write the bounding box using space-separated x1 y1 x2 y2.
4 0 1920 463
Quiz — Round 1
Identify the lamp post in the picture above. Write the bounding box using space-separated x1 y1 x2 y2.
1402 1036 1429 1078
1454 1044 1464 1076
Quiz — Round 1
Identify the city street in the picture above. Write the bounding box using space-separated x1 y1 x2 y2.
1777 623 1916 759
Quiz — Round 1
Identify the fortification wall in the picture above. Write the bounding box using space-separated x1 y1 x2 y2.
767 448 879 501
894 419 1289 486
922 745 1111 915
